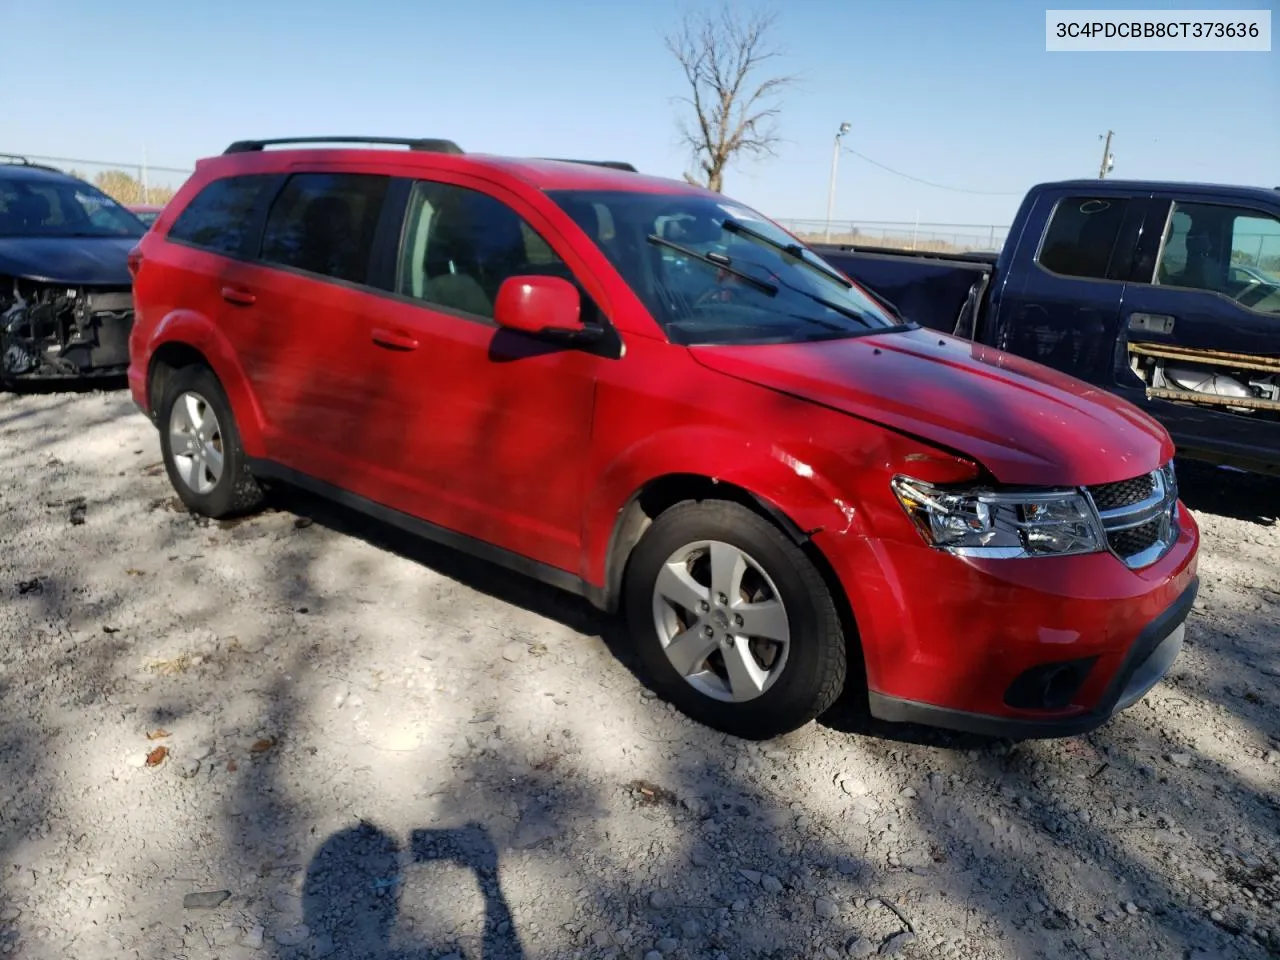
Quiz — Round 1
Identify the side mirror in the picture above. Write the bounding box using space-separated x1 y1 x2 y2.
494 275 586 337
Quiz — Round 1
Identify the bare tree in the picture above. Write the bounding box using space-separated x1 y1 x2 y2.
666 3 797 193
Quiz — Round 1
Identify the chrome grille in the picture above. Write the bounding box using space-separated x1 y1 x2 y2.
1090 474 1156 512
1085 462 1179 569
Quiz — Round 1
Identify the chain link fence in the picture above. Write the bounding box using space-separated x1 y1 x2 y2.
774 218 1009 254
8 151 1018 254
7 153 194 206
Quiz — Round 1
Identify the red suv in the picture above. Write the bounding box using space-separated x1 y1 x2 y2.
127 136 1199 740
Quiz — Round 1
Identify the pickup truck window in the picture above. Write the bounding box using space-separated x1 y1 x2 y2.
1037 196 1131 281
548 189 901 346
1155 201 1280 316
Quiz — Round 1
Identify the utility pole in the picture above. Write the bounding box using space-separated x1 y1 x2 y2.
1098 130 1115 179
825 122 851 241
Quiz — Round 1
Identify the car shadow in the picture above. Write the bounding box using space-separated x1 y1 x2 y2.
0 373 128 395
261 483 645 674
817 685 1003 751
1175 459 1279 525
258 483 1037 752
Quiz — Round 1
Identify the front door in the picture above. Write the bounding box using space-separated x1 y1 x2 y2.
993 189 1147 386
1116 194 1280 463
356 174 611 575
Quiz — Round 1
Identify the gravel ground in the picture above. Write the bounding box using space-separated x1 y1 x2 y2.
1 385 1278 960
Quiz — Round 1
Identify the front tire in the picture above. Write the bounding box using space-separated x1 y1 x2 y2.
623 500 847 740
157 365 264 519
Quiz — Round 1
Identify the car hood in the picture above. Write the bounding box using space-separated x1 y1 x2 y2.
0 235 139 286
688 327 1174 488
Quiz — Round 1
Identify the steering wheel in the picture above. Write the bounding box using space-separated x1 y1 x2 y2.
694 286 738 307
1230 278 1262 304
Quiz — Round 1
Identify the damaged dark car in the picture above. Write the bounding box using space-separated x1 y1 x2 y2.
1 157 147 387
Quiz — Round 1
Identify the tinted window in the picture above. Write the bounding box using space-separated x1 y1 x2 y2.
397 180 574 318
1155 201 1280 316
546 189 899 346
0 175 145 239
259 173 390 285
1038 196 1130 280
169 175 272 255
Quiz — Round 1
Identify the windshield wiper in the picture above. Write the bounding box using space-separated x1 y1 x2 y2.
783 287 887 328
646 234 779 296
721 218 852 288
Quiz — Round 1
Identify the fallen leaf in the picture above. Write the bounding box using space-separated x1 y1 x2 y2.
250 737 276 753
146 728 171 740
627 778 678 806
145 746 168 767
226 759 238 772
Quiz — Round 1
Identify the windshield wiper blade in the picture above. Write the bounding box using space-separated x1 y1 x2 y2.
721 218 852 288
783 286 885 327
646 234 779 296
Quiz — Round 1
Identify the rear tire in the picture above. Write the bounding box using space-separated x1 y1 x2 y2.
157 365 264 519
623 500 847 740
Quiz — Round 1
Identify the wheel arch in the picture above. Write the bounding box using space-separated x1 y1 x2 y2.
144 311 266 456
147 342 211 416
592 472 864 692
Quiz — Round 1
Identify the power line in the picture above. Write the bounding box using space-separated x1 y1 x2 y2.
840 146 1022 196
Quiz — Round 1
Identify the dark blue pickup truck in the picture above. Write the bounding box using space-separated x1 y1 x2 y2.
811 179 1280 476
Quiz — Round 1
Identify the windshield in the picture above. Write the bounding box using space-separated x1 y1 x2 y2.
0 176 147 239
547 189 906 345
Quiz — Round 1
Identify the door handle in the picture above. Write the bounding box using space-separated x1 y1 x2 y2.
220 286 257 307
1128 312 1175 334
371 328 420 351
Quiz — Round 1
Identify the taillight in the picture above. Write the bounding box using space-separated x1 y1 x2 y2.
127 246 143 279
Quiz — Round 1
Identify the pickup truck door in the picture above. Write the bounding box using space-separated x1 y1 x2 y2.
993 189 1150 387
1112 192 1280 465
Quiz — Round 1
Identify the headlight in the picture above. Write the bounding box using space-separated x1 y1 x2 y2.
890 475 1104 558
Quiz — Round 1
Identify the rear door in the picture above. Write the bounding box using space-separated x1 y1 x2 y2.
156 171 280 424
993 189 1148 386
1113 194 1280 463
230 169 401 490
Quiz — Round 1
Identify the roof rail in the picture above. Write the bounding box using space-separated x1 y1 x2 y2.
0 153 66 174
539 158 638 172
223 136 464 155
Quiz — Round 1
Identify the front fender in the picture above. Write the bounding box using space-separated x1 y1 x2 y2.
148 310 267 458
580 424 879 589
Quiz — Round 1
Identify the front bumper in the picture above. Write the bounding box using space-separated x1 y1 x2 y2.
867 575 1196 738
816 498 1200 739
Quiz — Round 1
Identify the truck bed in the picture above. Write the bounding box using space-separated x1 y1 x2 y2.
808 243 994 337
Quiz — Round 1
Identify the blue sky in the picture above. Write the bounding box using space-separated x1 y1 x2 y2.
4 0 1276 228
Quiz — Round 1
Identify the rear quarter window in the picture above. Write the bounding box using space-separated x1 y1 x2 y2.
168 174 274 256
1037 196 1131 280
